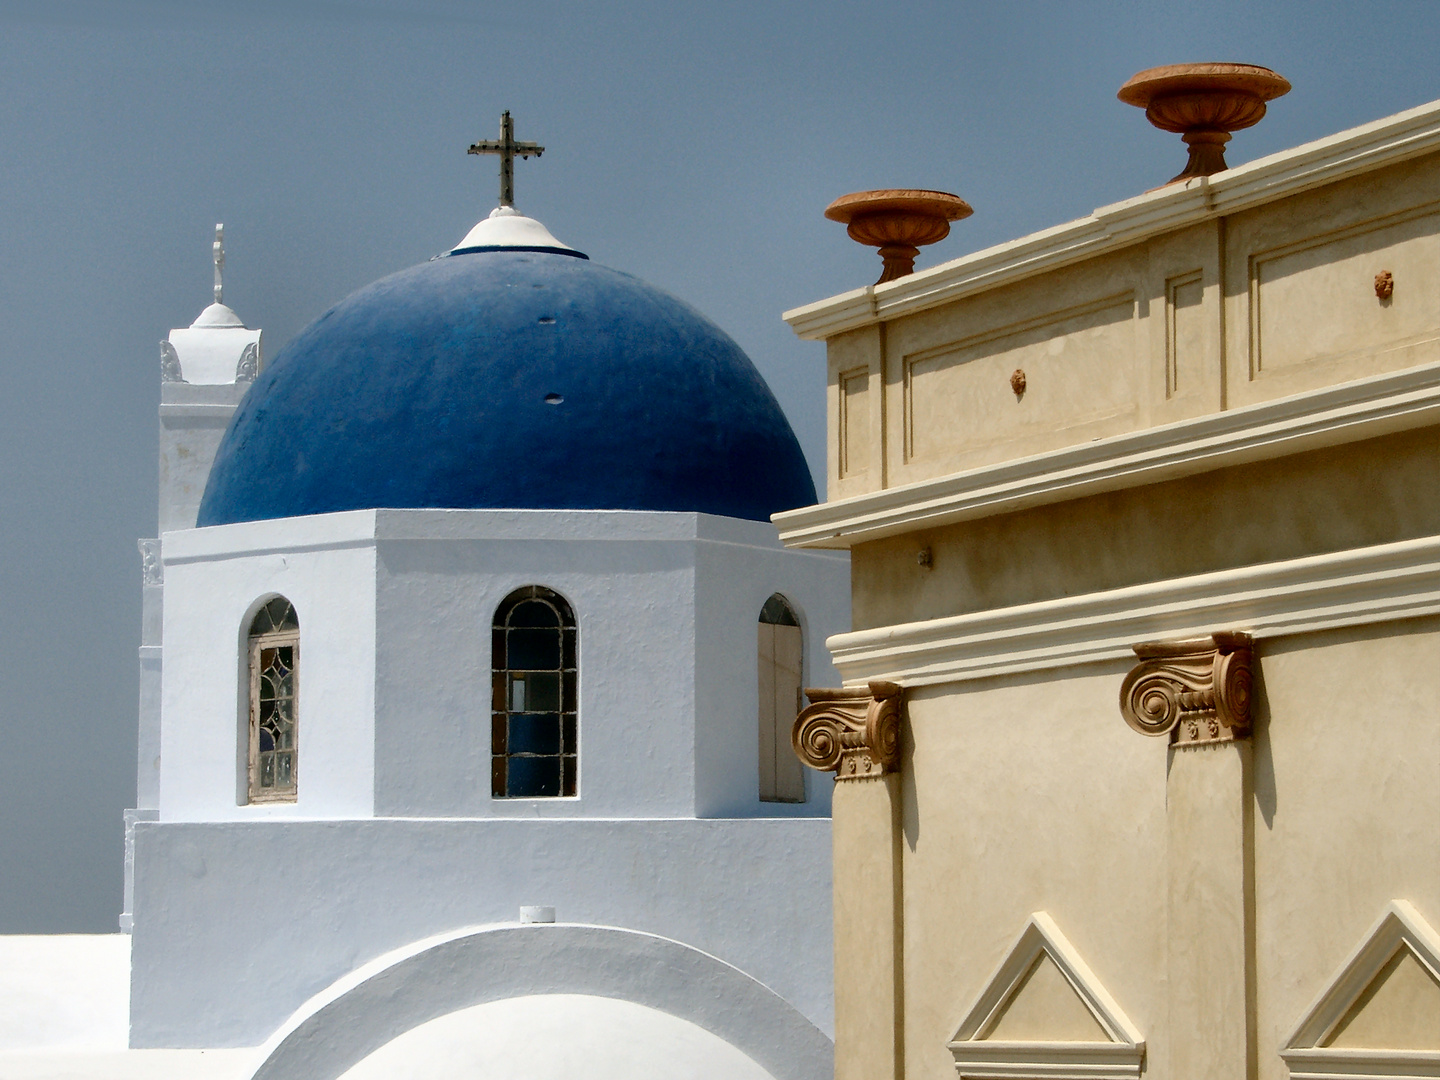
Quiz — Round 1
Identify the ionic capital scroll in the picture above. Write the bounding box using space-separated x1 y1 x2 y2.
792 680 903 780
1119 632 1252 747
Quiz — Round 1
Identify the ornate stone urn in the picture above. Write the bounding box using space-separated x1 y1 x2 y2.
825 189 973 284
1118 63 1290 184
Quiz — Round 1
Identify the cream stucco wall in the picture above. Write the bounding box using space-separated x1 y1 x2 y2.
785 99 1440 1080
899 665 1166 1080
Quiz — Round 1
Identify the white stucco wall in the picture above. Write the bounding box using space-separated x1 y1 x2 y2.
371 510 700 818
128 817 834 1048
0 935 130 1051
139 508 845 1052
159 512 378 821
158 509 847 821
336 994 778 1080
157 381 250 535
693 517 847 816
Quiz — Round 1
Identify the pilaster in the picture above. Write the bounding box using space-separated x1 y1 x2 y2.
794 682 905 1080
1119 633 1256 1080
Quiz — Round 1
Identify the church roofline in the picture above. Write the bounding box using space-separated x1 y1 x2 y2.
159 506 844 565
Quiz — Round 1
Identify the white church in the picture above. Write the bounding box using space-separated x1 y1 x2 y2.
0 122 849 1079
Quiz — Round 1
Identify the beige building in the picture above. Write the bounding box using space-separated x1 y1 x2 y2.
781 95 1440 1080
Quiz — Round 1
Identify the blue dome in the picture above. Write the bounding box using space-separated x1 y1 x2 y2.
197 247 816 526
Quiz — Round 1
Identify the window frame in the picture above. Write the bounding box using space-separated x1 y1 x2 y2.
245 598 299 805
490 585 578 800
758 593 807 804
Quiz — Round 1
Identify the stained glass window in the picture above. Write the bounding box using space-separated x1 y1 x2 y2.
247 597 298 803
759 593 805 803
492 586 577 798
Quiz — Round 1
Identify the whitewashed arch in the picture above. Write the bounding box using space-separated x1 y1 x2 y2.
246 922 832 1080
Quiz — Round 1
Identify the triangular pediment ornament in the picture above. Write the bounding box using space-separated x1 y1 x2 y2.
1282 901 1440 1080
948 912 1145 1080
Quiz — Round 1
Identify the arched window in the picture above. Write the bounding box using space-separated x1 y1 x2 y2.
758 594 805 803
492 586 577 798
247 597 298 803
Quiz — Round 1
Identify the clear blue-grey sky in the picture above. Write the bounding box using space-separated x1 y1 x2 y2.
3 0 1438 932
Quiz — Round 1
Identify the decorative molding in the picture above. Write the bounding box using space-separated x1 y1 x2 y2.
137 538 163 586
1283 1049 1440 1080
823 534 1440 688
1119 632 1252 746
792 680 903 780
236 341 259 382
1377 271 1395 301
948 912 1145 1080
784 99 1440 341
900 291 1134 466
775 357 1440 550
1282 901 1440 1080
160 339 186 383
1248 200 1440 379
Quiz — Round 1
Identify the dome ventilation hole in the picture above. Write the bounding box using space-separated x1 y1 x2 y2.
544 393 564 405
538 316 556 324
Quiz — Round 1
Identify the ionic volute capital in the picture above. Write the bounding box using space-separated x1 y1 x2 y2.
792 680 903 780
1119 632 1253 747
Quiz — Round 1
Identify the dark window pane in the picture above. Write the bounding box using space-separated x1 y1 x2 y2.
492 672 507 713
561 756 576 797
491 714 507 755
507 755 561 797
562 671 577 712
491 756 506 798
562 629 576 670
759 594 800 626
259 728 275 752
492 628 506 668
521 672 560 712
508 713 562 756
508 628 560 670
562 714 577 755
508 599 560 628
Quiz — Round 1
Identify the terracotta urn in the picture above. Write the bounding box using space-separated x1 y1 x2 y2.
824 189 973 284
1118 63 1290 184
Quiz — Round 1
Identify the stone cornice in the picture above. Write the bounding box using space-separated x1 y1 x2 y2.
784 99 1440 341
1119 633 1253 746
825 534 1440 688
775 358 1440 550
792 681 903 780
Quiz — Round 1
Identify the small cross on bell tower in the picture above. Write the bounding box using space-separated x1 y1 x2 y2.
213 224 224 304
468 110 544 208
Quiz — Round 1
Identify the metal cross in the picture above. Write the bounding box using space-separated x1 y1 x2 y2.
468 111 544 208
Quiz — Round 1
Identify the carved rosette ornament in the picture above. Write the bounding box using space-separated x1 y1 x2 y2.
137 538 163 586
160 340 186 383
236 342 259 382
792 680 903 780
1119 632 1252 746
